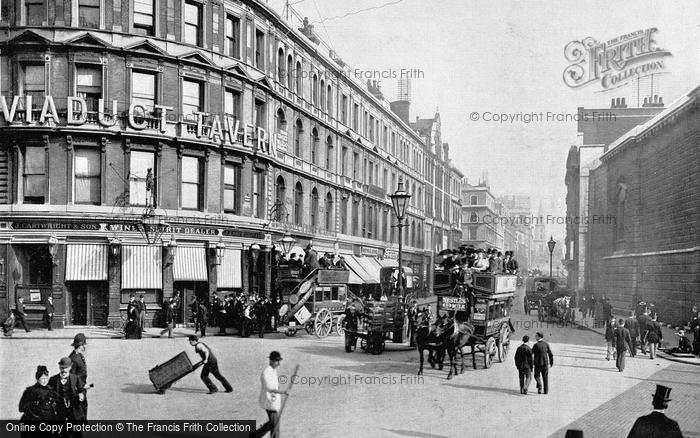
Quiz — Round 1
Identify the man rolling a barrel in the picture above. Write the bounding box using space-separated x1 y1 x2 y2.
188 335 233 394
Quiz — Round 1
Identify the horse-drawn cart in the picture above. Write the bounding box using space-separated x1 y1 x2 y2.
346 298 405 354
537 292 573 324
276 268 352 337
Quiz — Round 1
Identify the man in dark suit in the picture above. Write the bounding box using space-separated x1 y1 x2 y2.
627 384 682 438
637 310 651 355
532 332 553 394
302 244 320 276
14 297 31 332
625 311 639 357
514 335 534 394
614 319 632 372
49 357 87 427
69 333 89 416
43 296 54 331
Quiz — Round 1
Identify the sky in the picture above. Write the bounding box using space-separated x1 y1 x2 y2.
267 0 700 236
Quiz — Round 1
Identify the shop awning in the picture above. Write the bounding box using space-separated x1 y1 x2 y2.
122 245 162 289
217 249 242 288
65 244 108 281
173 246 208 281
356 257 381 283
378 259 398 268
343 255 378 284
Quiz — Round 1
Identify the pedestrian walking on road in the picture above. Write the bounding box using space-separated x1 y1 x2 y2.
637 310 651 355
646 316 662 360
188 335 233 394
532 332 553 395
19 365 57 432
14 297 31 332
614 319 632 372
514 335 533 394
43 296 54 331
49 357 87 427
625 311 639 357
125 294 141 339
343 302 360 352
605 317 617 360
69 333 89 416
160 299 175 338
137 295 147 332
253 351 289 438
627 384 682 438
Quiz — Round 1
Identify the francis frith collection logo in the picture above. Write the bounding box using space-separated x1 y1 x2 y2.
563 28 672 90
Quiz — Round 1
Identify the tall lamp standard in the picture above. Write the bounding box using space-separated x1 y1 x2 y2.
547 236 556 279
389 177 411 298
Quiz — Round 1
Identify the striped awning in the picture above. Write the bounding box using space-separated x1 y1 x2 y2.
343 255 378 284
356 256 381 283
346 268 363 285
378 259 398 268
122 245 162 289
65 244 108 281
217 249 242 288
173 246 208 281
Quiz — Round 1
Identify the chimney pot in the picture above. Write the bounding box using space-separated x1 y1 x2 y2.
611 98 615 108
659 96 663 104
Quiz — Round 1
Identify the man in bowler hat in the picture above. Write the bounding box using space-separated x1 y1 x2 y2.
532 332 553 394
614 319 632 372
43 296 54 331
627 384 682 437
514 335 534 394
49 357 87 428
253 351 289 438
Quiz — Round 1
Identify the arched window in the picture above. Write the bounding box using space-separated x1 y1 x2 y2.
418 187 422 210
319 79 326 112
325 136 333 170
614 182 627 245
276 108 286 132
325 192 333 231
311 74 318 105
470 212 478 223
294 182 303 225
341 195 348 234
311 128 319 164
417 222 422 248
277 48 285 84
295 119 303 157
275 176 286 222
310 187 319 228
295 61 302 96
326 84 333 116
411 220 416 247
287 55 294 91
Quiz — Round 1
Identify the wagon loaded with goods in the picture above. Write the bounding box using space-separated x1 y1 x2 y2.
276 267 356 337
346 298 405 355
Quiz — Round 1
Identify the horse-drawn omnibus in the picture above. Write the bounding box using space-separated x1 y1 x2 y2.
432 270 516 370
275 267 353 337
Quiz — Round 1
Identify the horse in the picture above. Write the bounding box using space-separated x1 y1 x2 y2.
437 316 476 379
415 312 446 375
552 296 571 325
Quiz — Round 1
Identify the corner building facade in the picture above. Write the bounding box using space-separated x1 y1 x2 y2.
0 0 462 327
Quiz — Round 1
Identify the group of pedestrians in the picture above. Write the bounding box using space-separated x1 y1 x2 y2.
3 296 57 336
124 294 148 339
604 308 664 370
18 333 90 436
513 332 554 395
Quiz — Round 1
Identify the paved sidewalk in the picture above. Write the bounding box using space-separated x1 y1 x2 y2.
550 362 700 438
571 310 700 367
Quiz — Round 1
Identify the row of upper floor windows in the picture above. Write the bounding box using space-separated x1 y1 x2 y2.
1 0 446 180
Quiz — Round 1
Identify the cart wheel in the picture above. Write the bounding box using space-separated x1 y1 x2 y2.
314 308 332 338
336 314 346 336
284 328 297 337
498 324 511 362
484 338 496 369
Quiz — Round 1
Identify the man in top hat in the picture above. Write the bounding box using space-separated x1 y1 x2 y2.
302 243 319 276
254 351 289 438
69 333 89 416
43 295 54 331
627 384 682 438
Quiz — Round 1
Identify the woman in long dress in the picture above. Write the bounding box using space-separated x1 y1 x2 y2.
19 365 57 437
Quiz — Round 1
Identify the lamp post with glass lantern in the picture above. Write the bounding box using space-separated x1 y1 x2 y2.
389 177 411 298
547 236 556 279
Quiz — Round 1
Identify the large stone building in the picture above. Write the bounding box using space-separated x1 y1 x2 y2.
565 97 665 291
0 0 462 327
585 88 700 325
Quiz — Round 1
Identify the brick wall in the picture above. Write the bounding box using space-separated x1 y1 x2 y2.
586 98 700 325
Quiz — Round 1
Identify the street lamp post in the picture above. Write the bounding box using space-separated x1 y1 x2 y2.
389 177 411 298
547 236 556 279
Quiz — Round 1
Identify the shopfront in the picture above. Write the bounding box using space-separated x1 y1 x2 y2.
172 245 209 326
64 243 109 326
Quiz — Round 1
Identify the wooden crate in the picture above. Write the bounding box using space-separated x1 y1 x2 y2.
148 352 198 392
